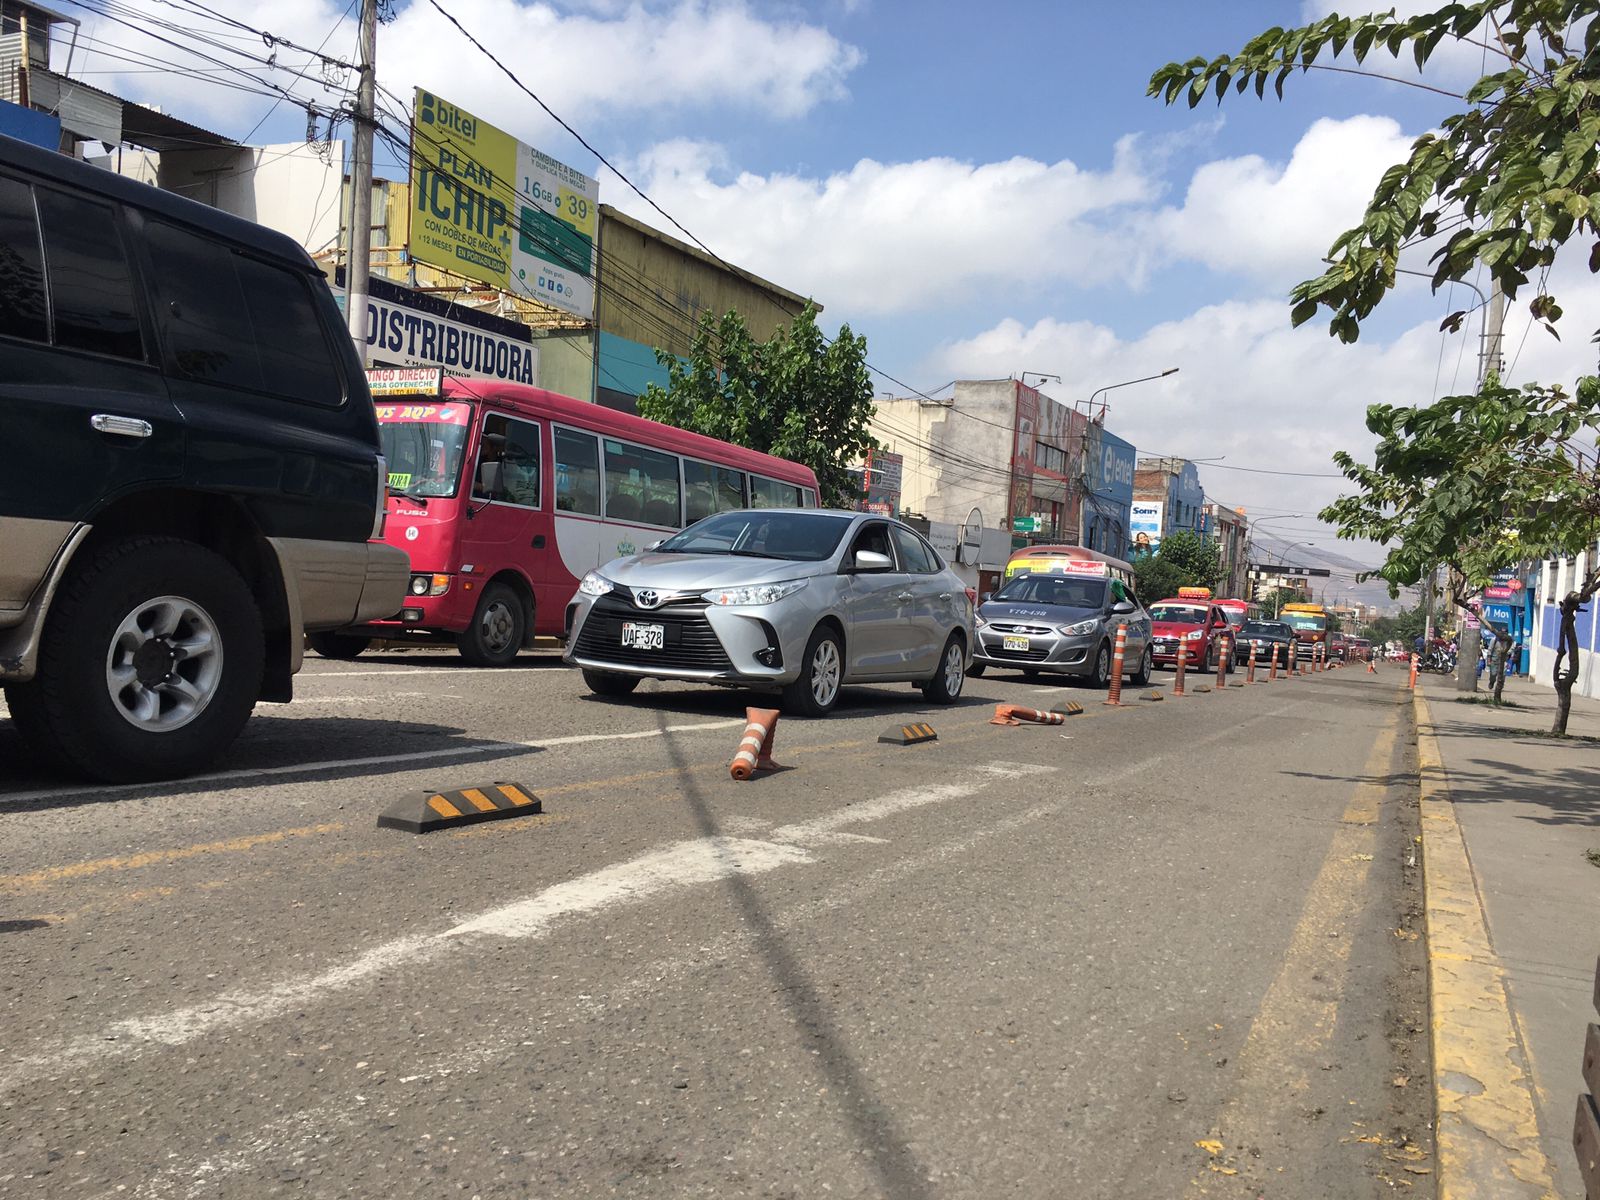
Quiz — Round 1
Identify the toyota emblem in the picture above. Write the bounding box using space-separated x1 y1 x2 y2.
636 589 661 609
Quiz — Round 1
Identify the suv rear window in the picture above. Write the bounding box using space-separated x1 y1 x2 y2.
145 219 342 406
37 190 145 361
0 175 47 345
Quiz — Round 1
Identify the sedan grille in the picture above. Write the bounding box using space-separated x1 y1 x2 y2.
985 643 1051 662
574 594 733 671
988 622 1055 636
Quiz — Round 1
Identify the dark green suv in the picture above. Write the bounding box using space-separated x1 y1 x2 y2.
0 133 408 782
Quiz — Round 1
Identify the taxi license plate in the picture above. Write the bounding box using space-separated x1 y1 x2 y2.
621 622 665 650
1002 635 1029 652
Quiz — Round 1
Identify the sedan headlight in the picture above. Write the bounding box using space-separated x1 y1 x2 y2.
1183 629 1207 641
974 613 988 628
702 579 809 607
578 571 613 597
1058 618 1099 636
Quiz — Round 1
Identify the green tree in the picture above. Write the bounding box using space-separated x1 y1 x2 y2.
1320 378 1600 719
638 303 876 508
1150 3 1600 730
1149 1 1600 344
1133 529 1223 601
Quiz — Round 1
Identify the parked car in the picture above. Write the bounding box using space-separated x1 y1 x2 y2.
1327 630 1349 661
0 133 408 782
1234 620 1296 668
565 509 972 716
970 562 1152 686
1148 592 1236 673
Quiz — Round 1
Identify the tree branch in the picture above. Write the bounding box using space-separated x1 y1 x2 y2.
1303 62 1466 98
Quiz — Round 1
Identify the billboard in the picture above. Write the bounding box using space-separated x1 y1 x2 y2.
1130 500 1164 557
860 448 903 514
409 89 598 319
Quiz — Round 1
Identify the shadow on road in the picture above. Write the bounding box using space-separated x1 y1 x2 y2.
577 682 991 721
0 717 533 813
653 708 932 1200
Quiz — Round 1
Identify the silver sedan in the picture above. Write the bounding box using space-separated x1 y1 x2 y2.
564 509 973 716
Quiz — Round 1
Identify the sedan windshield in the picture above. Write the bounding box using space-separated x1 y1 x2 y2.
377 404 472 498
1148 604 1207 624
1242 621 1293 639
992 575 1107 608
655 510 852 561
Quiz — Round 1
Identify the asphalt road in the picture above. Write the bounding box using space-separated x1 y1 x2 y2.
1 653 1433 1198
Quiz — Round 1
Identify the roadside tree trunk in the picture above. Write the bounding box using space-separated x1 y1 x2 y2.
1551 594 1580 735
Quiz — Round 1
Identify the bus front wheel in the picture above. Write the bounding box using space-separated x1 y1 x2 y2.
458 583 524 666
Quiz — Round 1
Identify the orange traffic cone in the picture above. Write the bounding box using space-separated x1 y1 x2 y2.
989 704 1068 726
729 708 782 780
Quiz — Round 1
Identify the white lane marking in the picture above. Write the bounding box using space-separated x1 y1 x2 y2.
0 761 1053 1093
299 666 509 678
0 719 748 807
447 837 814 939
518 718 747 749
277 692 439 704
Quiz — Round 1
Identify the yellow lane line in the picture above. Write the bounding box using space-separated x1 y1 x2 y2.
1413 688 1559 1199
0 822 348 894
1189 694 1401 1190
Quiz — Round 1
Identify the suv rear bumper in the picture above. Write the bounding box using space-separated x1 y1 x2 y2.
268 537 410 632
0 523 90 683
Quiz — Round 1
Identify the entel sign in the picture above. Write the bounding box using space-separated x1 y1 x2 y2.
1103 446 1134 489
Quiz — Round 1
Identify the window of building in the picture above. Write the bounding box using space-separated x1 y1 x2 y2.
474 414 541 507
0 175 47 346
683 459 745 522
554 426 601 515
603 439 681 526
35 189 143 360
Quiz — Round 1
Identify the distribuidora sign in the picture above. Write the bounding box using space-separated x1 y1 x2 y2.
409 89 598 319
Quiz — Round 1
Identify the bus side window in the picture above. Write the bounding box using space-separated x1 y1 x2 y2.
475 414 540 508
554 427 600 515
684 459 745 522
751 476 802 508
604 439 682 527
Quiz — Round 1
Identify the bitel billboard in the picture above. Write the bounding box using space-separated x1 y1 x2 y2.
409 89 598 319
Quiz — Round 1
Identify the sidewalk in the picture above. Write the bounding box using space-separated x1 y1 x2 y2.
1415 674 1600 1198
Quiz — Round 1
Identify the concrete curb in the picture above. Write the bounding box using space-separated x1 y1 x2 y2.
1412 688 1559 1199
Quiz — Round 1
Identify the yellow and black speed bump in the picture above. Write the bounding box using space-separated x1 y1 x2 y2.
1050 701 1085 716
1192 684 1213 693
1142 691 1164 702
879 721 938 745
378 780 542 833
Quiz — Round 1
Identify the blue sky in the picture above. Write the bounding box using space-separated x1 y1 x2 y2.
70 0 1600 567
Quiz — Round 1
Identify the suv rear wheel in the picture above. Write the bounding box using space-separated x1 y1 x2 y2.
10 536 264 782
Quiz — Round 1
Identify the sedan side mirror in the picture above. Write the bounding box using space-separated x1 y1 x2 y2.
1110 600 1135 615
852 549 894 572
645 539 664 551
981 592 993 603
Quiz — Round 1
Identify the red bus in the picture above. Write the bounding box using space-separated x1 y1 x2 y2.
311 376 820 664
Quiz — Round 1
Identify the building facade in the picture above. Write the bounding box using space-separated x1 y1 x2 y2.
1204 501 1250 598
1080 424 1136 557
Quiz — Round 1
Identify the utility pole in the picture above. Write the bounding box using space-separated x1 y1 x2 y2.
1480 279 1506 385
344 0 378 362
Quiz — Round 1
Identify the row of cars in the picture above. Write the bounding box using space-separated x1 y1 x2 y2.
565 532 1343 721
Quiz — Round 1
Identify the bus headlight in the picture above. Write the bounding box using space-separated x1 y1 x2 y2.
409 573 450 597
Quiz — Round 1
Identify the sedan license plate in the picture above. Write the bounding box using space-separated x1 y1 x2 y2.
621 622 665 650
1002 634 1030 652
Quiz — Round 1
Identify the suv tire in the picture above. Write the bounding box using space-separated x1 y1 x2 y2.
582 668 640 697
308 632 370 660
920 635 966 704
458 583 524 666
20 536 263 782
781 626 844 717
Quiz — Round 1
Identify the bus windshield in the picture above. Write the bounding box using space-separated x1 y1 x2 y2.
377 402 473 498
1280 612 1327 632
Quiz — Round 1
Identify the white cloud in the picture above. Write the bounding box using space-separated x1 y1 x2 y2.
1153 115 1417 279
602 136 1157 314
919 272 1600 533
70 0 863 132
